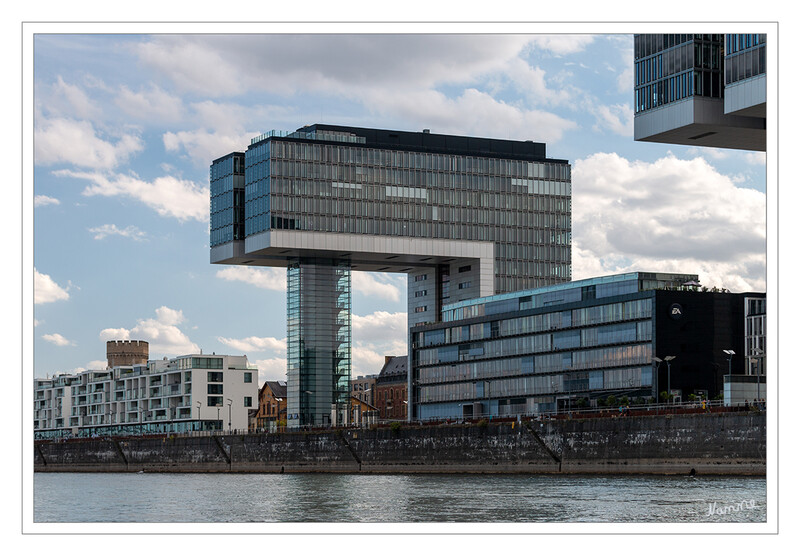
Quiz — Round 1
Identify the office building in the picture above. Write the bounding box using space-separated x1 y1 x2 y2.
409 272 764 421
211 124 572 427
34 353 258 439
634 34 766 151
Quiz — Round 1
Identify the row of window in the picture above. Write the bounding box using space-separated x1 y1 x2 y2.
416 366 653 404
261 139 570 180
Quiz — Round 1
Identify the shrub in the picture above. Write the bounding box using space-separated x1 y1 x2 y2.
606 395 618 407
390 421 402 433
477 419 489 428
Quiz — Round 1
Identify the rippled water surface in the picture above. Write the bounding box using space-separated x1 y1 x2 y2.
34 473 766 523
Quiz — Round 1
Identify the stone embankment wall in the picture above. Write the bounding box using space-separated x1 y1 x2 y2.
34 411 766 475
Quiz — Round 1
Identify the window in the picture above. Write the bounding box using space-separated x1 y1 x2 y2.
207 396 223 407
244 372 253 383
208 384 224 395
458 281 472 289
244 396 253 407
458 265 472 273
415 306 428 313
415 290 427 297
415 274 427 282
208 372 223 382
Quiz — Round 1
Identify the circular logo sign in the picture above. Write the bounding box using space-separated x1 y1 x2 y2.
669 303 684 320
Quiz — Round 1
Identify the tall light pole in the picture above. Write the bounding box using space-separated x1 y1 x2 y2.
750 348 764 405
195 401 201 432
723 350 735 376
664 356 676 403
652 357 663 402
226 398 232 432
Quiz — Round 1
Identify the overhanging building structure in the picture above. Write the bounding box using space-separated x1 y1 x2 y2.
210 124 572 427
634 34 766 151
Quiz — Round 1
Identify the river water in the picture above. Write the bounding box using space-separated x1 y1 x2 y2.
33 473 766 523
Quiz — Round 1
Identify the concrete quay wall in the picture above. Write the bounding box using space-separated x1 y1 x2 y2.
33 411 766 475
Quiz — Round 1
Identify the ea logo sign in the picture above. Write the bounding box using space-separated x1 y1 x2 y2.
669 303 684 320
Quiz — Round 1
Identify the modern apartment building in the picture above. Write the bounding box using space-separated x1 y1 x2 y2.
634 34 766 151
211 124 572 427
34 353 258 439
409 272 765 421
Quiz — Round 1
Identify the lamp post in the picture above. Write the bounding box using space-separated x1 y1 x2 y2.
196 401 201 432
652 357 663 404
723 350 735 376
664 356 676 403
226 398 232 432
749 348 764 405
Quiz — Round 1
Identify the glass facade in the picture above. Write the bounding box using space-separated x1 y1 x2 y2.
227 125 572 293
286 259 352 427
410 272 700 420
725 34 766 85
210 152 245 248
634 34 724 114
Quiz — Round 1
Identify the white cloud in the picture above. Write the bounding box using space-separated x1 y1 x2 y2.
351 311 408 375
35 117 143 169
163 128 257 169
99 306 199 358
589 103 633 136
115 84 185 123
252 357 287 384
527 35 596 56
42 333 72 347
352 272 402 302
55 169 209 222
217 336 287 353
34 195 60 207
373 88 577 145
216 266 286 292
34 268 70 304
745 152 767 165
137 35 532 98
86 359 109 370
88 223 147 241
572 152 766 291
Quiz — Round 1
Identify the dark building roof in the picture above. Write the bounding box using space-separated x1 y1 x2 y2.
376 356 408 384
284 124 565 164
261 380 287 398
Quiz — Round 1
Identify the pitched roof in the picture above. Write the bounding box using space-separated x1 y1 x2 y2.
377 355 407 382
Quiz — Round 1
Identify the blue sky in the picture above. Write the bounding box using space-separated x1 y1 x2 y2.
31 31 767 384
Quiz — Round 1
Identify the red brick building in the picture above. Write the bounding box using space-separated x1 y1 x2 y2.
374 356 407 421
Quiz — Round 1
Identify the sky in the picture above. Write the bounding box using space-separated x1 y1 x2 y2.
31 31 768 385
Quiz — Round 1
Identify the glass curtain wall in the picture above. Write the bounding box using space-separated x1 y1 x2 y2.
286 259 351 427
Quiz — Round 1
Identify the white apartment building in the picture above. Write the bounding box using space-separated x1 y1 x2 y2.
34 354 259 439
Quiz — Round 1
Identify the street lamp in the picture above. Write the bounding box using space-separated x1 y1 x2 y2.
195 401 201 432
664 356 676 403
749 348 764 405
652 357 662 403
723 350 735 376
226 398 232 432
